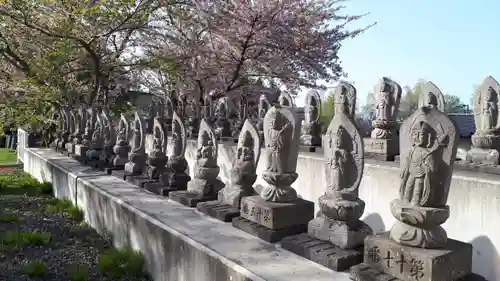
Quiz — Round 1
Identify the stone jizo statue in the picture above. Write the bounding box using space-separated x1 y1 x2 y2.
418 81 445 112
300 90 322 148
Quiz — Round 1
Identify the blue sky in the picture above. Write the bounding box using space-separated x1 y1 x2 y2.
298 0 500 106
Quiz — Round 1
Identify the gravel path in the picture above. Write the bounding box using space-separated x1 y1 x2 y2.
0 193 151 281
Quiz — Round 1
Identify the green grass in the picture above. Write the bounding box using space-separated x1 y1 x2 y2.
0 171 52 195
45 198 84 222
0 148 17 164
0 231 52 251
23 260 46 277
0 211 23 222
98 247 149 278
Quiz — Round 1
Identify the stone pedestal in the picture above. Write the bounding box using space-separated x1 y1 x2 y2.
349 232 472 281
143 181 182 196
364 138 399 161
126 175 155 188
169 190 219 207
197 201 241 222
65 142 76 154
87 159 107 170
72 145 88 162
103 166 123 175
111 170 134 181
466 147 499 165
281 233 363 271
232 195 314 242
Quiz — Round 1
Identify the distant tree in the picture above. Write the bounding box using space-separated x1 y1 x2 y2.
320 95 335 133
398 80 468 119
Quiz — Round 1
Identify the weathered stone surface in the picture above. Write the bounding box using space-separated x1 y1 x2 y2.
112 114 131 167
196 201 240 222
300 90 322 148
363 232 472 281
240 195 314 230
395 106 458 248
126 175 155 188
111 169 134 181
350 263 485 281
74 144 88 157
169 190 218 207
124 112 146 175
144 181 185 196
281 233 363 271
418 81 446 112
308 215 371 250
232 217 307 243
364 138 399 161
466 147 499 165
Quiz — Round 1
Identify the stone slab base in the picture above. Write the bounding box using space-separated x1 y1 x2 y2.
143 182 184 196
281 233 363 271
111 170 134 181
467 147 499 165
169 191 217 207
232 217 307 243
240 196 314 230
126 175 155 188
103 166 123 175
363 138 399 162
350 263 485 281
454 161 500 176
197 201 240 222
62 150 72 157
363 232 472 281
87 160 107 170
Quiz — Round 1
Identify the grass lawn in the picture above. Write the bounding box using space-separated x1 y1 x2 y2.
0 148 17 164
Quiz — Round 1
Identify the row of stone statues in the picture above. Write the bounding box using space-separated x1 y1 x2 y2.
50 78 478 280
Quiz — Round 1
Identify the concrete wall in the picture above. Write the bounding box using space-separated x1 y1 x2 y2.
154 137 500 281
20 146 352 281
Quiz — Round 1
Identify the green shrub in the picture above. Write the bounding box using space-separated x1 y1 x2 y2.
36 181 53 195
98 247 149 278
45 198 84 222
0 172 39 190
23 260 46 277
0 231 52 250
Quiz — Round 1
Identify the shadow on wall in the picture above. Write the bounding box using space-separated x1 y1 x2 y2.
469 235 500 281
84 184 253 281
362 213 386 234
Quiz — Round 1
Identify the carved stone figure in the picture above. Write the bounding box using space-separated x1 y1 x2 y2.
418 81 446 112
197 119 261 221
112 114 131 167
160 112 191 190
392 106 458 247
64 109 78 153
364 78 402 161
124 112 146 175
260 105 301 202
73 105 86 145
185 98 200 139
145 117 168 180
309 104 371 247
86 113 104 161
202 95 213 121
334 81 357 119
214 98 231 139
50 104 63 149
82 107 97 147
349 107 472 281
257 94 271 141
371 78 401 138
169 119 224 207
234 105 315 243
99 109 115 164
278 91 295 107
300 90 322 148
220 120 261 207
59 106 71 150
469 76 500 165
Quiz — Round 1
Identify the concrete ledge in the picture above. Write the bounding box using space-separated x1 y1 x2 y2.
23 147 352 281
23 148 106 203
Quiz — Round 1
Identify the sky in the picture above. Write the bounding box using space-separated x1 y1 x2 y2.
297 0 500 107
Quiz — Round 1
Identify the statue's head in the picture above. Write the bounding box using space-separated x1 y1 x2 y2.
412 121 432 148
334 127 346 148
427 92 438 108
486 87 496 101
